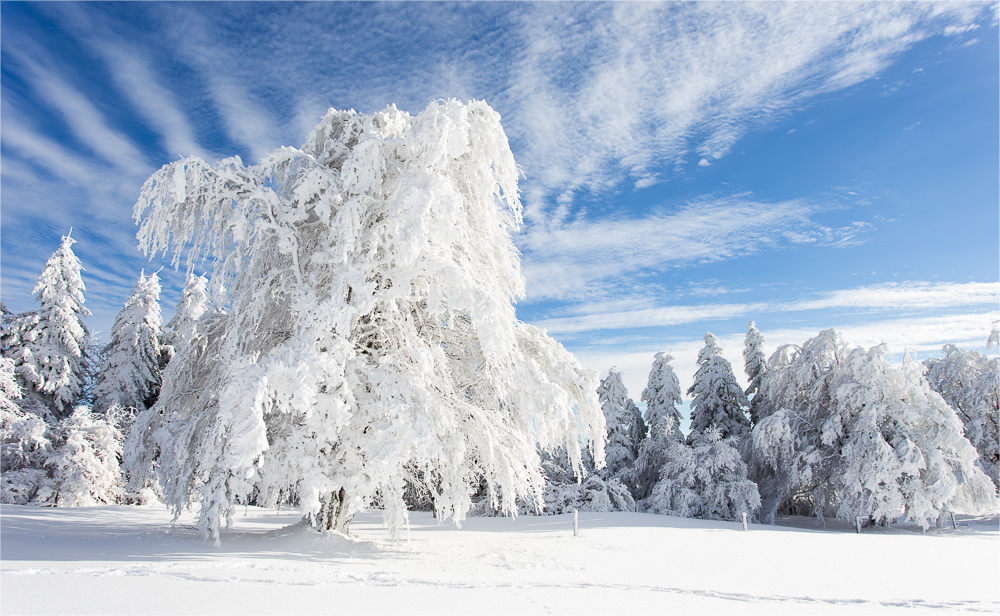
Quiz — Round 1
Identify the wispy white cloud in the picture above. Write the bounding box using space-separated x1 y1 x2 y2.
5 46 149 177
519 195 872 301
533 281 1000 336
507 2 986 217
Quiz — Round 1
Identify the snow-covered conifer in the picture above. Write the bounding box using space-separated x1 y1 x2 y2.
598 369 640 479
43 407 124 506
0 357 55 504
687 333 749 443
744 321 769 425
635 352 683 499
164 272 209 353
646 427 760 520
92 272 167 413
1 233 90 416
924 345 999 489
748 330 995 527
126 101 605 541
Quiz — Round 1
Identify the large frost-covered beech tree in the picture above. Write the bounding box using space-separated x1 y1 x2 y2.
924 345 999 489
1 233 90 416
687 333 749 443
127 100 605 541
92 272 167 413
748 330 995 527
635 352 683 499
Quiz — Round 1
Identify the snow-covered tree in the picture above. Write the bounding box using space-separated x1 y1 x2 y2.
687 333 749 443
635 352 683 499
92 272 167 413
164 272 210 353
1 233 91 416
748 330 996 528
924 345 999 489
744 321 769 426
126 100 605 542
530 448 635 514
43 407 124 506
598 369 640 480
0 357 55 504
646 427 760 521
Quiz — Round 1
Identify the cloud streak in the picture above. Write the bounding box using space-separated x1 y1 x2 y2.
533 281 1000 336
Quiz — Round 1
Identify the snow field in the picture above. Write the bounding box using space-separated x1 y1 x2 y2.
2 505 997 615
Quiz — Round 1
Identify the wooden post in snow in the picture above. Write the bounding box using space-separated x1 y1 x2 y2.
951 513 958 530
855 516 863 533
741 512 748 531
573 509 579 537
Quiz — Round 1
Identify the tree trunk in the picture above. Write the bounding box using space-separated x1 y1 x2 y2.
313 488 353 534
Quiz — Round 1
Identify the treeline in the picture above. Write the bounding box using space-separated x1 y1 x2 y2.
557 324 998 528
3 233 995 530
1 232 206 505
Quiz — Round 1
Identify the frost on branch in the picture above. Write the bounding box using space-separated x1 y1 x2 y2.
129 100 604 541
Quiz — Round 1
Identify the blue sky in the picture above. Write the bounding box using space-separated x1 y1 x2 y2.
2 2 997 406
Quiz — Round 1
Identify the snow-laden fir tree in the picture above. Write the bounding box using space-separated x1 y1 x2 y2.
646 426 760 520
924 345 999 489
126 100 605 541
0 357 55 504
1 233 90 416
42 407 124 506
598 369 640 481
635 352 684 499
744 321 769 426
163 272 210 353
92 272 167 413
748 330 995 527
687 333 749 443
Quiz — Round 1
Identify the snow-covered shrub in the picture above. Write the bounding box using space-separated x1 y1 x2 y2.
43 407 123 507
688 332 749 443
93 272 167 413
0 357 56 504
924 345 999 489
646 427 760 521
748 330 996 528
127 100 605 541
1 233 91 416
635 352 683 499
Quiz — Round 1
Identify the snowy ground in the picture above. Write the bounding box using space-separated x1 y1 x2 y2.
2 505 997 615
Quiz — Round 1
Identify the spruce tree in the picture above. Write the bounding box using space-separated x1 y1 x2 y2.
635 352 683 499
743 321 768 426
598 369 640 479
687 332 749 443
1 232 90 416
164 272 210 353
93 272 167 412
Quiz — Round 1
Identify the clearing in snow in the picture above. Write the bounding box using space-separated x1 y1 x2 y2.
1 505 997 615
